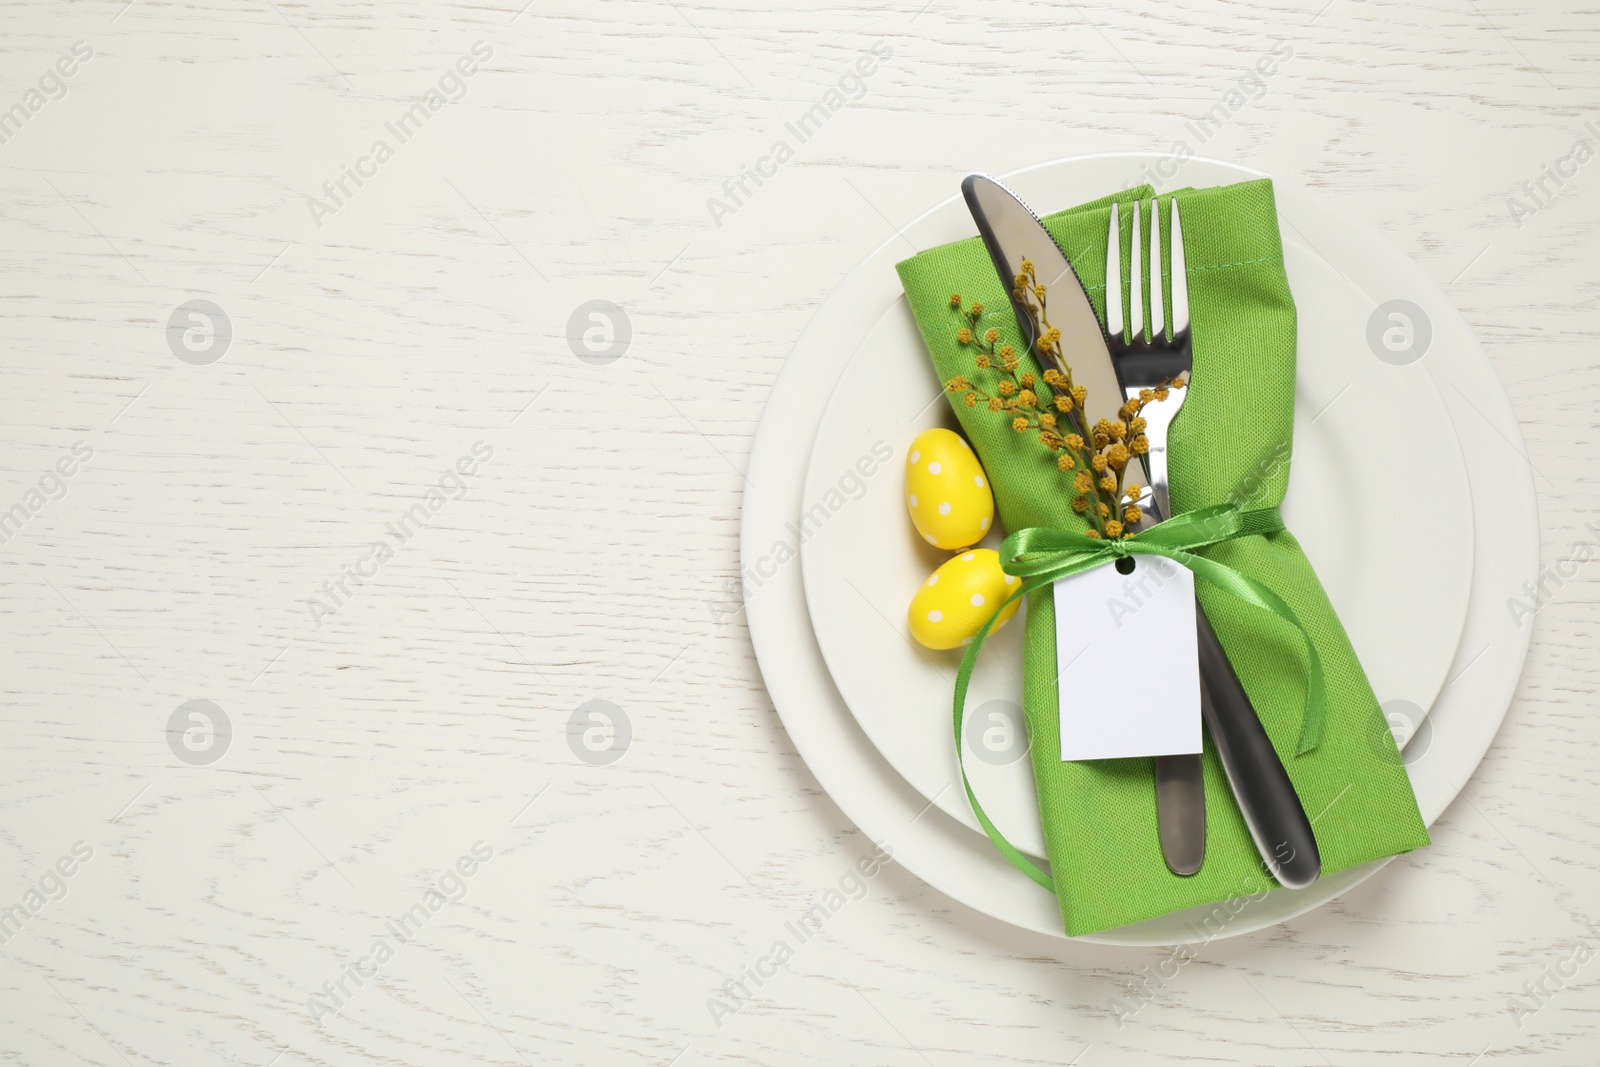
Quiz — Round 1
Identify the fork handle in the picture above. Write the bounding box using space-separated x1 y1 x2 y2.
1195 606 1321 889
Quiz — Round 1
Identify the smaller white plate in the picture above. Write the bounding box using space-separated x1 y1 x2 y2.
800 198 1476 858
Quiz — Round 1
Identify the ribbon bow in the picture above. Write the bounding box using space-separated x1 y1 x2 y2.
951 503 1326 892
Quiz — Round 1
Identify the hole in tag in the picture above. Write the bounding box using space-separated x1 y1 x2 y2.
1115 557 1136 575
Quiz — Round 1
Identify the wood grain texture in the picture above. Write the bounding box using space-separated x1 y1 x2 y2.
0 0 1594 1063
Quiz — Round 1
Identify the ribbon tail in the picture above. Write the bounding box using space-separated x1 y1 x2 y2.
952 578 1056 893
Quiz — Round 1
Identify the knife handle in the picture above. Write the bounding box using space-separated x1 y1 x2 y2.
1155 753 1205 876
1195 605 1321 889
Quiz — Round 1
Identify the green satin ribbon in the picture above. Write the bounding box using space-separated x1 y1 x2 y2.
951 502 1325 893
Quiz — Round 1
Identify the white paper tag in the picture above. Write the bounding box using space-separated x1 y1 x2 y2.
1053 556 1202 761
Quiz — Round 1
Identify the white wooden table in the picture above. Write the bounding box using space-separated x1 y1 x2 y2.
0 1 1593 1063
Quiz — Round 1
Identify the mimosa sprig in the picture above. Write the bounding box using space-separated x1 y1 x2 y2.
943 265 1182 540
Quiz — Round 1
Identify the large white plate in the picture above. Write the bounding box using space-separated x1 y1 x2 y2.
800 178 1475 858
742 155 1539 945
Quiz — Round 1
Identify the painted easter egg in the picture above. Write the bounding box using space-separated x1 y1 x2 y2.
905 428 994 550
908 549 1021 650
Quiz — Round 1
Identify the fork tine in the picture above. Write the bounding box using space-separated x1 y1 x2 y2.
1129 201 1143 343
1149 198 1164 341
1170 199 1189 337
1106 201 1123 342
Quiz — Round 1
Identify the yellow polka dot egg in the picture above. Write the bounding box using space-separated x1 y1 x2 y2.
908 549 1021 651
905 428 994 550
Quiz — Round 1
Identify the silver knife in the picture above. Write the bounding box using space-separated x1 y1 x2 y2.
961 174 1320 889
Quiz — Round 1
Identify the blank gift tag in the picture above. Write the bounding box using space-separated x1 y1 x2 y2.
1054 556 1202 761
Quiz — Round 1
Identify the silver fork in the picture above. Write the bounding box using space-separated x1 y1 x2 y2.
1105 197 1190 521
1106 197 1321 889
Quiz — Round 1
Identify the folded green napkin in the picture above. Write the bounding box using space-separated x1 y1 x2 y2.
896 179 1429 935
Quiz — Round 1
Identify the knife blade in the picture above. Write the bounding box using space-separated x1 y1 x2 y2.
961 174 1322 889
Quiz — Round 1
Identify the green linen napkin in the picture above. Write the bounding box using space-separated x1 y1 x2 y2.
895 179 1429 936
